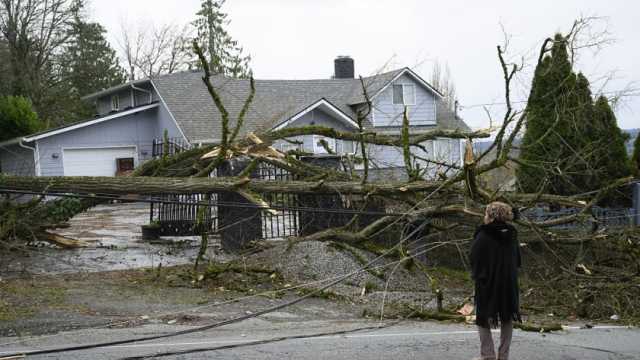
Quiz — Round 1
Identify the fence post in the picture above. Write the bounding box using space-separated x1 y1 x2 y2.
217 157 263 252
634 182 640 226
298 156 348 236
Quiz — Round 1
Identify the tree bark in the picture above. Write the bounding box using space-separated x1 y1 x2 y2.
0 175 444 196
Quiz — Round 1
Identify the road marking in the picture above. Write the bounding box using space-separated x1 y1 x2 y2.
0 325 633 355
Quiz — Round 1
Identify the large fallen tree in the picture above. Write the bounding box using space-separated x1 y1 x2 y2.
1 19 636 249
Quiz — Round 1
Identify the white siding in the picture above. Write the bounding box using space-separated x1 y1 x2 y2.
36 108 159 176
365 138 462 180
0 144 35 176
274 108 355 155
371 74 437 127
96 84 158 116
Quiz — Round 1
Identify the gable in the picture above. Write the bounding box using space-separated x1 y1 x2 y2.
369 68 443 102
273 99 359 131
371 73 437 127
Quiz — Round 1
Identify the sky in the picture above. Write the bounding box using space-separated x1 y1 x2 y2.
89 0 639 130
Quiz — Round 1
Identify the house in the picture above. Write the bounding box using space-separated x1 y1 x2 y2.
0 57 470 179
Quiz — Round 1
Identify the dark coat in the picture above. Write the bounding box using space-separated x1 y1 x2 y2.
470 221 522 328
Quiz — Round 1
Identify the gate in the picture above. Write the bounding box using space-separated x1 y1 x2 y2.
149 156 386 251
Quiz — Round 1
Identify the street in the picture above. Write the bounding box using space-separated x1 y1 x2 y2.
1 319 638 359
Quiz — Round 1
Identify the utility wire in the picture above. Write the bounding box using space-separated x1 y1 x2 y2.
0 189 410 218
0 222 430 358
0 178 451 358
122 321 402 360
0 233 451 350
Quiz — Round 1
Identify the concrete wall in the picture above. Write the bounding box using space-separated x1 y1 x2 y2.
0 143 35 176
36 107 159 176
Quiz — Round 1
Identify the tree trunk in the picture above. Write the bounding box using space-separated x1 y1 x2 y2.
0 175 444 196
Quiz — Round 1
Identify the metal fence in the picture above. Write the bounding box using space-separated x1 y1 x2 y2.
152 137 192 158
521 206 636 229
149 158 385 249
150 193 218 236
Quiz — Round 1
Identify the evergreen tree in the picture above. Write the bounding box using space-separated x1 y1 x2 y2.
518 33 633 197
191 0 251 78
0 96 41 142
592 96 632 182
60 12 126 98
518 34 580 195
55 6 126 120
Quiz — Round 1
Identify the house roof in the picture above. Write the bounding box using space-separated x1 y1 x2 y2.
0 103 160 145
81 79 151 100
151 68 468 143
4 68 469 147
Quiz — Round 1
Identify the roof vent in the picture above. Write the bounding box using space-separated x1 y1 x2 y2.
334 56 354 79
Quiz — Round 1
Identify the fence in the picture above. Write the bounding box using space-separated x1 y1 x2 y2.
152 137 192 158
149 156 385 250
522 206 636 229
634 182 640 226
149 193 217 236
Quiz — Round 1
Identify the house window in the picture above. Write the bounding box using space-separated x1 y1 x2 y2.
313 135 336 154
335 140 356 155
280 142 300 153
111 95 120 111
392 84 416 105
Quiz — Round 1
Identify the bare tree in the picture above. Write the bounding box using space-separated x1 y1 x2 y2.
117 21 192 80
430 60 457 112
0 0 81 123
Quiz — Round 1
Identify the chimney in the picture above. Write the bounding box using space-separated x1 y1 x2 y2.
334 56 354 79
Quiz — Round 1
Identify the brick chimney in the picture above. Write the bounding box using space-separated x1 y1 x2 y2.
334 56 354 79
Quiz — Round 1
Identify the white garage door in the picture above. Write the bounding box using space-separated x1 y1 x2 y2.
63 147 137 176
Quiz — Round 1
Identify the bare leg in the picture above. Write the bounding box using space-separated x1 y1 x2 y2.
497 320 513 360
477 325 496 359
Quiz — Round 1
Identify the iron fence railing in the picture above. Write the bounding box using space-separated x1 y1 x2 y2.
152 137 192 158
521 206 636 229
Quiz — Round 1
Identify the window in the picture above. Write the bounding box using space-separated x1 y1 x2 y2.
280 142 300 153
335 140 355 155
392 84 416 105
313 135 336 154
111 95 119 111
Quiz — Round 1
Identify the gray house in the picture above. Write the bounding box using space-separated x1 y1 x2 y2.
0 57 469 178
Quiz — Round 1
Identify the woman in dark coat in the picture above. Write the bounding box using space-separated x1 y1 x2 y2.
470 202 522 360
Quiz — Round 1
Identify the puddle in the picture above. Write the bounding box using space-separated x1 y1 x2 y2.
0 202 231 277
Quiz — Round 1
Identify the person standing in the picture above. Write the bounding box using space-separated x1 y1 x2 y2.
470 202 522 360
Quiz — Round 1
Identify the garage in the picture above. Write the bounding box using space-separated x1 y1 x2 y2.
63 147 138 176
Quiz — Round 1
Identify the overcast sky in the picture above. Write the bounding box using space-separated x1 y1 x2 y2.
89 0 639 130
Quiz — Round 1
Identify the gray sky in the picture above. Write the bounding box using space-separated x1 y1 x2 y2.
89 0 639 130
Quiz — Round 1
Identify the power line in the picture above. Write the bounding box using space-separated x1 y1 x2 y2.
0 189 408 217
0 221 432 358
458 89 640 110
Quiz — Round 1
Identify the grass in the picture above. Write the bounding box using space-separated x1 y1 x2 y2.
0 282 68 321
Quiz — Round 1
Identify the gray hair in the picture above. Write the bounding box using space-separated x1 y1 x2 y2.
484 201 514 223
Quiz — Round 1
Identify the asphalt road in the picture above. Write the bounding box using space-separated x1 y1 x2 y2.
1 319 638 359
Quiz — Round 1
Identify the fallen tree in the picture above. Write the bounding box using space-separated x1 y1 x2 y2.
1 20 636 247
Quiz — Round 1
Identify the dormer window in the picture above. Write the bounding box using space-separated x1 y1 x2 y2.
392 84 416 105
111 95 119 111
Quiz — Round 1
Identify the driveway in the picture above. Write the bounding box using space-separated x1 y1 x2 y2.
1 202 226 276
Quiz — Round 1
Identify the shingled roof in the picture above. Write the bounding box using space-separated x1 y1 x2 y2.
151 68 470 143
